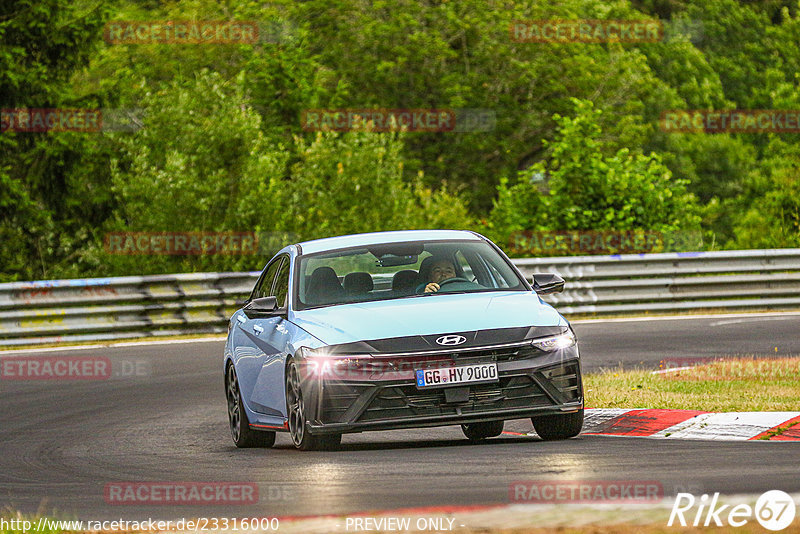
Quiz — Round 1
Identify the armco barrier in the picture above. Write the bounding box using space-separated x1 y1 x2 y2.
513 248 800 314
0 272 260 347
1 249 799 347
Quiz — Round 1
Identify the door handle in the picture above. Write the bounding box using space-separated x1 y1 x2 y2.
237 315 246 324
253 324 264 335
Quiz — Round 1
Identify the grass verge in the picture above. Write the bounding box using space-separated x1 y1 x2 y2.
584 357 800 411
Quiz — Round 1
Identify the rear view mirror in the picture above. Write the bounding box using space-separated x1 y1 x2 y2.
243 296 285 318
531 273 565 295
368 243 424 267
377 254 419 267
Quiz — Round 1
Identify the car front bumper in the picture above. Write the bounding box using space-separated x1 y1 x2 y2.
300 343 583 435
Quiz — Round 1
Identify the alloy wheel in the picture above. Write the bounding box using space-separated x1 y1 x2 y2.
287 364 305 446
226 364 241 442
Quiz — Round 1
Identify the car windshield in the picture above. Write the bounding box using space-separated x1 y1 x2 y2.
295 239 525 309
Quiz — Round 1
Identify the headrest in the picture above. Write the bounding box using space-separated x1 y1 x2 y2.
308 266 339 285
343 272 374 294
392 270 418 294
306 266 345 305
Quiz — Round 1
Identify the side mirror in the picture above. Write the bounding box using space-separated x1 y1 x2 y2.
243 296 286 318
531 273 565 295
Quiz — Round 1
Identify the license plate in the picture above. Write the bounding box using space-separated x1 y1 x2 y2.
415 363 498 389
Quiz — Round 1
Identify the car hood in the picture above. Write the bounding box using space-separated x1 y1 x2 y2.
290 291 567 347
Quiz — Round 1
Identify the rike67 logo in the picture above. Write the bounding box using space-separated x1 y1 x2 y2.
669 490 796 531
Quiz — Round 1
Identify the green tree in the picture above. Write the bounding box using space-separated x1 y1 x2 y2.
276 130 472 241
101 71 289 274
0 0 110 281
487 99 701 253
99 70 472 275
732 137 800 248
289 0 692 211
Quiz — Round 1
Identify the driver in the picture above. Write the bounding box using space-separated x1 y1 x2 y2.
423 258 457 293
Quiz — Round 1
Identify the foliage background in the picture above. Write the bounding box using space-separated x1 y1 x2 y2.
1 0 799 281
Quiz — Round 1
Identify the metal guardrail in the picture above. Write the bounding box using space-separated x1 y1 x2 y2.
514 248 800 314
1 249 799 347
0 272 259 347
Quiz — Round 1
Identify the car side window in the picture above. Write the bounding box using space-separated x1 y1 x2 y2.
252 257 282 300
273 258 290 307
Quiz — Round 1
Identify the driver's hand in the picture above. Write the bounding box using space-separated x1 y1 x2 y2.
424 282 440 293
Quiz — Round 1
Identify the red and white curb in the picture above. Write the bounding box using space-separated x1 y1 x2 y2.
579 409 800 441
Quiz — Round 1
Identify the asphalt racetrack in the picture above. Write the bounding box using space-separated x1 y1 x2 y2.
1 313 799 520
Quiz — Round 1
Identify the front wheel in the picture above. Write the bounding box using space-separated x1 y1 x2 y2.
226 363 276 448
286 359 341 451
531 409 584 440
461 420 504 441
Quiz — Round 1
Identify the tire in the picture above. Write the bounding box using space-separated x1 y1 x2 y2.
286 359 341 451
226 363 276 448
531 409 584 440
461 420 504 441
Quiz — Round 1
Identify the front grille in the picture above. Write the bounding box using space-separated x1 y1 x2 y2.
361 375 550 421
494 345 542 362
319 375 552 424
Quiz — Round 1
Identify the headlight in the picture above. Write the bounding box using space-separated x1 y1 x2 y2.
531 330 576 352
297 347 368 379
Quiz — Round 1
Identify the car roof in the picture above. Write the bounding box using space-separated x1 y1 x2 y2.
296 230 483 255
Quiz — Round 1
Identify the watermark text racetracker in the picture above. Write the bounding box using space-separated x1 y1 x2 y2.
658 356 800 378
661 110 800 134
105 232 256 255
0 356 150 381
104 482 258 505
103 231 296 256
104 20 259 44
302 355 499 382
511 19 663 43
508 229 702 256
1 108 142 133
510 480 663 503
301 108 495 132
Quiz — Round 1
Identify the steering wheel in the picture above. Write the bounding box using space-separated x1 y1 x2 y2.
438 277 472 286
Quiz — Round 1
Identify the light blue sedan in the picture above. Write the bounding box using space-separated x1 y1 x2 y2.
224 230 583 450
